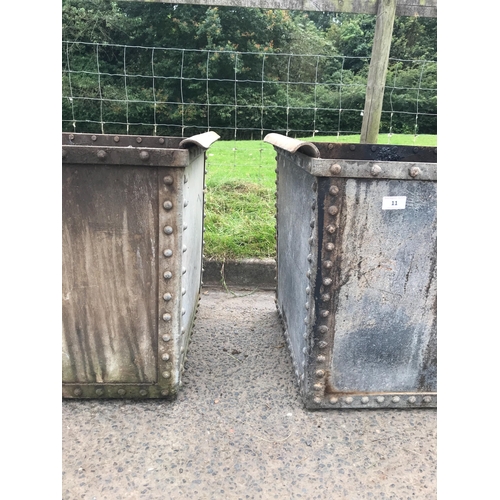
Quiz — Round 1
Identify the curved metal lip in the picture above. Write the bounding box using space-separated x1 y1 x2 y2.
264 133 321 158
179 131 220 150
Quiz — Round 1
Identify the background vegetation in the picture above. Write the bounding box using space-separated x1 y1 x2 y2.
63 0 437 138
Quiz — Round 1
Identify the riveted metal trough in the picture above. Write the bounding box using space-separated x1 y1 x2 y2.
62 131 219 399
264 133 437 410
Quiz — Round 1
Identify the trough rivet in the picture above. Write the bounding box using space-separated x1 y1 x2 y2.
321 294 330 302
361 396 369 404
163 271 172 279
307 253 313 262
163 249 173 257
159 137 165 144
329 185 339 196
313 383 322 391
182 288 186 295
304 317 309 325
371 145 377 152
73 388 82 396
371 164 382 176
317 355 326 362
163 201 173 210
69 134 74 140
162 313 172 322
328 143 334 150
315 370 325 378
377 396 385 403
97 150 107 159
330 397 338 404
136 137 142 143
163 175 174 185
323 260 333 269
326 225 336 234
163 293 172 301
161 390 169 396
392 396 400 403
164 226 173 235
318 341 328 348
118 389 126 396
162 371 171 379
310 219 315 228
183 245 187 252
140 151 150 160
423 396 432 403
330 164 342 175
325 243 335 251
113 136 120 142
349 145 356 151
139 389 148 396
162 353 170 361
314 397 322 404
306 270 311 278
183 223 188 230
184 200 189 207
408 396 416 403
95 388 104 396
323 278 333 286
328 206 338 216
305 287 311 295
345 397 353 404
320 310 330 317
308 237 314 245
409 166 421 178
162 335 171 342
91 135 97 141
305 303 309 310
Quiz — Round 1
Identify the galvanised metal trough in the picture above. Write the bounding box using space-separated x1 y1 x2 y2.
62 131 219 399
265 133 437 409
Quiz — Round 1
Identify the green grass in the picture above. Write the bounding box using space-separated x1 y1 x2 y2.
204 134 437 260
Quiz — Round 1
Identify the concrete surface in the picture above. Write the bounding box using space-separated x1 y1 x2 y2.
62 287 437 500
202 259 276 289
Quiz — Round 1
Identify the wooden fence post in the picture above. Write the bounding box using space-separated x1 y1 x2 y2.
360 0 397 144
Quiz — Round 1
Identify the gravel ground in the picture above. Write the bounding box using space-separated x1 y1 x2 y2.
62 287 437 500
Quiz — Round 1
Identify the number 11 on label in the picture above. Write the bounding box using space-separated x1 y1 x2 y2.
382 196 407 210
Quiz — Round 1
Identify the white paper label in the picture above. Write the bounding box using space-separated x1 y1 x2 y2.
382 196 407 210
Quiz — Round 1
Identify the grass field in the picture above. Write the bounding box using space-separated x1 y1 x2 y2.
204 134 437 260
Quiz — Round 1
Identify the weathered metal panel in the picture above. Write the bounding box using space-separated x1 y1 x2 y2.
266 133 437 409
62 132 218 399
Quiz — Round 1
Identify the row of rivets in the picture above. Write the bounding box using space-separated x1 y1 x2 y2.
312 181 341 396
321 395 434 405
72 387 152 397
160 172 176 387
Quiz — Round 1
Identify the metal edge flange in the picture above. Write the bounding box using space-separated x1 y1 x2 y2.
307 178 342 407
158 167 185 398
62 384 174 399
306 393 437 409
302 179 319 400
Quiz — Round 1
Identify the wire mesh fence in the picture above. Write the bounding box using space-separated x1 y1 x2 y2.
62 40 436 168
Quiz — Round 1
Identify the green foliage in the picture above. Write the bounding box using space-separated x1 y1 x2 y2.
62 2 437 136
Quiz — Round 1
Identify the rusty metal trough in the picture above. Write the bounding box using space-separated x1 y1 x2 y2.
62 131 219 399
265 133 437 409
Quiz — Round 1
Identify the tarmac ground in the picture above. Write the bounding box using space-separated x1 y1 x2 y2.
62 286 437 500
